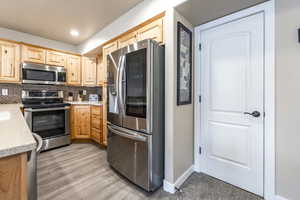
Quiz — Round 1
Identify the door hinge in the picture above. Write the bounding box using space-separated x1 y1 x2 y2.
199 43 202 51
199 95 202 103
199 146 202 154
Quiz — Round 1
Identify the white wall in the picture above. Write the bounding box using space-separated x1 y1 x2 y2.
0 27 78 53
77 0 187 54
164 8 176 184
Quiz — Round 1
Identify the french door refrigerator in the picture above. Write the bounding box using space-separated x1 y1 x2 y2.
107 39 165 191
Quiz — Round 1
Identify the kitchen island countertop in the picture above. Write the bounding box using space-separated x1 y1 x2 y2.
0 104 36 159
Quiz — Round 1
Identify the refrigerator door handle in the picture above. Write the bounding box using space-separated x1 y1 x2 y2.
118 55 126 115
115 55 121 108
108 125 147 142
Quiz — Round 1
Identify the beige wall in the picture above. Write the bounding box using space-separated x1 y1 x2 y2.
276 0 300 199
173 9 195 181
164 8 194 184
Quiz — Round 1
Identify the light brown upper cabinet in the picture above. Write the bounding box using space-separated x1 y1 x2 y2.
82 57 97 86
46 50 66 67
0 41 20 83
118 32 138 48
137 18 164 44
67 55 81 86
21 45 46 64
102 41 118 83
97 55 105 85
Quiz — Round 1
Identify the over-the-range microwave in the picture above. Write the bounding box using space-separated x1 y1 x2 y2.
22 62 66 85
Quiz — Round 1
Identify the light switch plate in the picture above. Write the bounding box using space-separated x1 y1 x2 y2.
1 89 8 96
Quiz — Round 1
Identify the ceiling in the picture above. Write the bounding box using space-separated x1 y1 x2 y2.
0 0 143 45
176 0 268 26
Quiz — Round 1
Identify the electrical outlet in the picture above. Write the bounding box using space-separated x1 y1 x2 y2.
83 90 87 95
1 89 8 96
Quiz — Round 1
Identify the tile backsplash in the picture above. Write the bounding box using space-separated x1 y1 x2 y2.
0 83 102 104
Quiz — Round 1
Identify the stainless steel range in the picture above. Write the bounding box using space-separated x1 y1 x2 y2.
22 90 71 151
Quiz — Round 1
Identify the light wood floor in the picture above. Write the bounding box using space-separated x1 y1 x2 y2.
37 143 262 200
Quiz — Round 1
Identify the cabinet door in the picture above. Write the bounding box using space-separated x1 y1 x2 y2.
21 45 46 64
102 41 118 83
118 32 137 48
137 18 164 43
67 55 81 86
46 50 66 67
82 57 97 86
74 106 91 139
91 128 101 143
0 153 27 200
0 41 20 83
96 55 104 85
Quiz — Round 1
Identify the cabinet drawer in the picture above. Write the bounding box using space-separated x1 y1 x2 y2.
91 118 102 130
91 106 102 116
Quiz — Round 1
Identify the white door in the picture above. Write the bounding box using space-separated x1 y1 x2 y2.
200 13 264 196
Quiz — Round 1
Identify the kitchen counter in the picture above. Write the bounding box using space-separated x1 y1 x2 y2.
65 101 103 106
0 104 36 159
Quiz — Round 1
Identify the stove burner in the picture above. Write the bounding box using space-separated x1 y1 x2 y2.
22 89 67 109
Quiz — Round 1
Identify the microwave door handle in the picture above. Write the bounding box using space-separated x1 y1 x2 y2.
55 71 58 83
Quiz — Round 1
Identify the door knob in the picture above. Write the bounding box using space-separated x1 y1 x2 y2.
244 111 261 118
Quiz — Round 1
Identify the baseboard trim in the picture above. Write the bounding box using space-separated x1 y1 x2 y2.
275 195 288 200
163 165 194 194
163 179 176 194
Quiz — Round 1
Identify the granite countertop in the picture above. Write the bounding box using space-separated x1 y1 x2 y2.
0 104 36 159
65 101 103 106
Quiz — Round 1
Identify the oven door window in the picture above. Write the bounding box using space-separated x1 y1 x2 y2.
23 69 56 82
32 110 65 139
125 48 147 118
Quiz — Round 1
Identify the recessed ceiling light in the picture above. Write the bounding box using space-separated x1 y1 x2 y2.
70 30 79 37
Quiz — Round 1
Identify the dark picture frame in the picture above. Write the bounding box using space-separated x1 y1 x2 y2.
177 22 192 105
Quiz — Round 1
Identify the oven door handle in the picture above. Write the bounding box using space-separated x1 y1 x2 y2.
24 106 70 112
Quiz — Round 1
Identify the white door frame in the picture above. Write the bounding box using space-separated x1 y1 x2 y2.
194 1 275 199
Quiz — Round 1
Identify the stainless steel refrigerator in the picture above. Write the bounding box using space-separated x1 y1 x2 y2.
107 39 165 192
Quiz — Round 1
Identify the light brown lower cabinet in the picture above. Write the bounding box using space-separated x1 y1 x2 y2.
71 105 105 145
71 105 91 139
0 153 27 200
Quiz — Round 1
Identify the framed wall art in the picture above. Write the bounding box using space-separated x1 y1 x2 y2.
177 22 192 105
